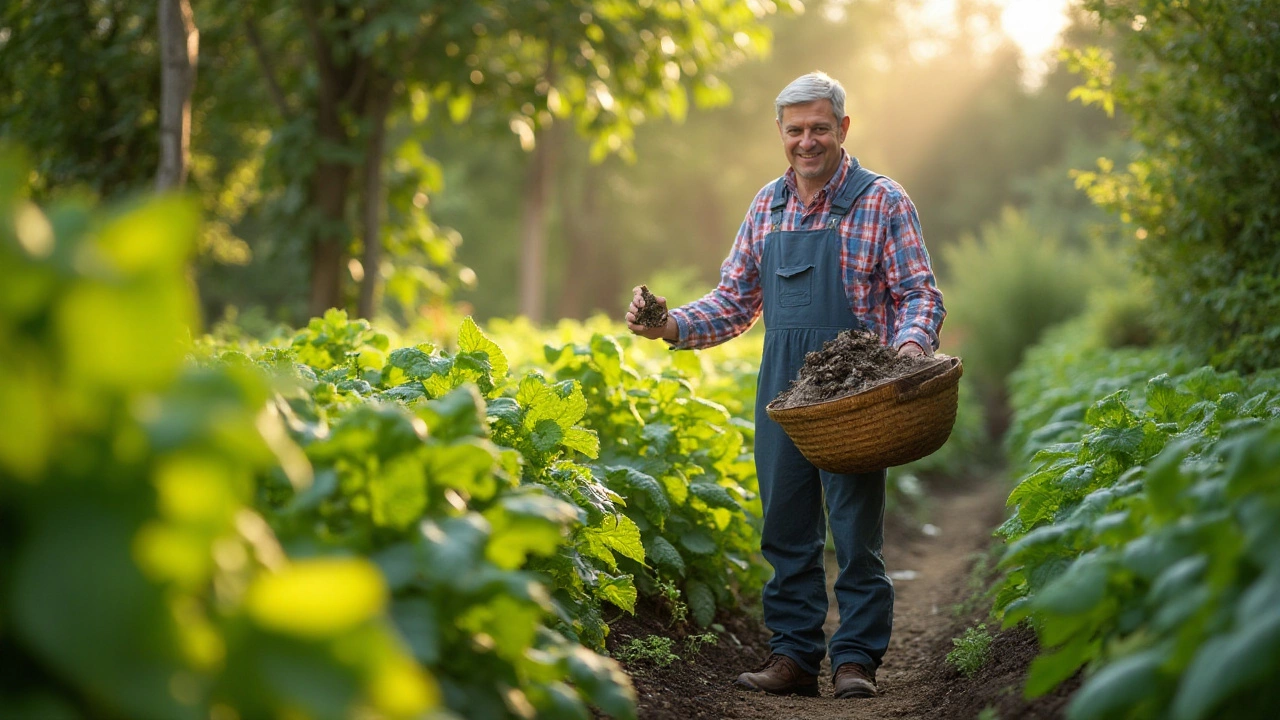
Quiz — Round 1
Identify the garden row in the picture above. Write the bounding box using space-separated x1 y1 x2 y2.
0 186 767 720
993 319 1280 719
1 174 986 719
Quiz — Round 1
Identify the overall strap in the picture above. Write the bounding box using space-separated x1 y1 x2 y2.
830 160 882 218
769 177 790 228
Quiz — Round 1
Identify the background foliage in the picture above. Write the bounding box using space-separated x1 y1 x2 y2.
1067 0 1280 372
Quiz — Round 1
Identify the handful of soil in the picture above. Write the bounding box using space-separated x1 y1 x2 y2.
772 330 931 409
634 285 669 328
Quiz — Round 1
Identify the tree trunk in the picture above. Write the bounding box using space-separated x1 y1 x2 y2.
303 0 359 317
308 163 353 317
156 0 197 191
357 77 392 319
518 124 562 324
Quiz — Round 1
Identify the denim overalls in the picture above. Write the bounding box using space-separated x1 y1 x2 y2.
753 161 894 676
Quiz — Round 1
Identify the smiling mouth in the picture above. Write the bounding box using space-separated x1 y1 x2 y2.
796 151 822 161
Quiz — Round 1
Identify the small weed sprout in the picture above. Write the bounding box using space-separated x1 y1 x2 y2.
946 623 993 678
658 579 689 625
615 635 680 668
683 632 718 657
976 707 999 720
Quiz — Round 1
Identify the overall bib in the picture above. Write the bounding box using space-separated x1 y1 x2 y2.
753 163 894 676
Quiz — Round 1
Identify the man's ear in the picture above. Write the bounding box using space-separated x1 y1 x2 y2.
839 114 851 141
776 118 784 139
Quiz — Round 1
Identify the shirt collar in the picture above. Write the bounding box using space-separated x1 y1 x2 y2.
783 150 853 206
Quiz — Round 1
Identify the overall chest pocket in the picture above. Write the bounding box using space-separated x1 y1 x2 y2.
775 264 814 307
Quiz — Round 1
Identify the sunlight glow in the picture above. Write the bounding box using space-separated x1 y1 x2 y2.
906 0 1073 85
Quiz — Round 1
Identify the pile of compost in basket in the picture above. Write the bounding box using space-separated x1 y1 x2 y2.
772 330 932 409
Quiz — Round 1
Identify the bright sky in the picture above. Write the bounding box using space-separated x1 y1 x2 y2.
996 0 1074 61
908 0 1075 85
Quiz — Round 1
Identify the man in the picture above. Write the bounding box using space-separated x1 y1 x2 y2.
624 72 945 699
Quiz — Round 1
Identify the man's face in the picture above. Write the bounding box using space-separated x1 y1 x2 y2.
777 100 850 184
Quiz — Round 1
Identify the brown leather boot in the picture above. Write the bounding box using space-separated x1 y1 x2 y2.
833 662 877 698
734 654 819 696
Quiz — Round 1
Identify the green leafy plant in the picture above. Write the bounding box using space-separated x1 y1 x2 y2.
1067 1 1280 372
614 636 680 668
947 624 993 678
683 632 718 657
0 173 440 719
994 315 1280 719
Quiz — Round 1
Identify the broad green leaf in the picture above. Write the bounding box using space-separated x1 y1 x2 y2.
458 316 508 380
562 427 600 459
1146 374 1195 423
658 470 689 506
390 598 441 665
458 595 540 663
1087 426 1145 456
689 482 739 510
679 529 717 555
565 648 637 720
518 375 588 432
588 334 623 387
386 347 452 382
1066 647 1166 720
417 516 489 587
0 358 52 478
1025 633 1094 698
247 558 387 637
485 492 577 569
599 574 638 613
419 385 487 442
532 682 590 720
369 455 428 530
686 581 717 628
640 422 675 455
452 351 496 394
485 396 522 427
13 501 191 720
583 514 645 564
1085 390 1137 429
424 442 501 501
1033 553 1111 616
532 418 566 453
378 380 425 403
605 466 670 524
1170 604 1280 720
1002 525 1073 567
647 536 686 576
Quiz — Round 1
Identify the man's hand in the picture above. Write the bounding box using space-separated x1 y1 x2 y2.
897 341 925 358
626 286 677 342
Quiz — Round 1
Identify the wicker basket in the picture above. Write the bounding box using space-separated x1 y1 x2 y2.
765 356 963 474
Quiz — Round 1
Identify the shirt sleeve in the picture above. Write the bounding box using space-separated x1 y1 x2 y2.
667 212 764 350
881 191 946 353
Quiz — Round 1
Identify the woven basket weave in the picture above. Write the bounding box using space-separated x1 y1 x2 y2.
765 356 963 474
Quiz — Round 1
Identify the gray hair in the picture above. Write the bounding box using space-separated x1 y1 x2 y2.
775 72 846 122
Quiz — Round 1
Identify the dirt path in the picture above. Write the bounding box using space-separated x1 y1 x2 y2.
614 475 1013 720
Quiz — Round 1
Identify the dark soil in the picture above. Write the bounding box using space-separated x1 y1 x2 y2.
606 474 1080 719
635 285 669 328
924 623 1082 720
772 330 931 409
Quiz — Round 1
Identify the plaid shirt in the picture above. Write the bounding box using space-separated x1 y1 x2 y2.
669 151 945 353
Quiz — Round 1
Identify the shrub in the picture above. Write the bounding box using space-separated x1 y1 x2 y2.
614 636 680 668
947 624 993 678
939 208 1107 399
1068 1 1280 372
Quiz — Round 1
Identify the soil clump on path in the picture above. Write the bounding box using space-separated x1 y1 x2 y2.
608 474 1077 719
772 330 931 409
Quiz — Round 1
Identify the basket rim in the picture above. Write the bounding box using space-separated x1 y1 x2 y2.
765 354 962 415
